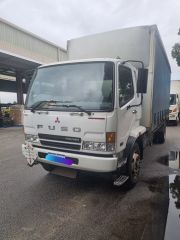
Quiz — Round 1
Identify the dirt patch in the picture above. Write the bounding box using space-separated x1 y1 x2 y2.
157 155 169 166
143 177 167 193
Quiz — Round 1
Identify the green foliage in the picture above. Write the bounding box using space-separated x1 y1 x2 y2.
172 29 180 66
172 43 180 66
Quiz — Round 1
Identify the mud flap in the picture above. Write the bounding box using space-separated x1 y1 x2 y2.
51 167 77 179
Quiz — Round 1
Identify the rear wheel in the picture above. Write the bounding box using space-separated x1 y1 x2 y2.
153 125 166 144
174 119 178 126
41 163 55 172
125 143 141 188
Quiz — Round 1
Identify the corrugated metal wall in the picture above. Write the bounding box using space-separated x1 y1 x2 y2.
0 19 67 63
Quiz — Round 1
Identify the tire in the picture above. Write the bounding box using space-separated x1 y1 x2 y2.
174 119 178 126
41 163 55 172
158 131 165 143
153 126 166 144
125 143 141 189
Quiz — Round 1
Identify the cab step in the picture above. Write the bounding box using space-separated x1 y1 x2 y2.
113 175 129 186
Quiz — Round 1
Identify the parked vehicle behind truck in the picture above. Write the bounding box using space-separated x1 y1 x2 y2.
22 25 171 187
169 93 180 125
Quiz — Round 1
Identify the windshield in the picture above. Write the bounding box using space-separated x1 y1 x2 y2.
170 94 176 105
26 62 114 112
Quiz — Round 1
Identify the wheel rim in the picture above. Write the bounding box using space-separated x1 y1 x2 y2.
131 151 141 181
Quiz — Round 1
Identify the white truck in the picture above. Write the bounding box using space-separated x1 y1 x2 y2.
169 93 180 125
22 25 171 187
169 81 180 125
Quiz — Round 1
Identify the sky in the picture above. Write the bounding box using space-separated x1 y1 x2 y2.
0 0 180 102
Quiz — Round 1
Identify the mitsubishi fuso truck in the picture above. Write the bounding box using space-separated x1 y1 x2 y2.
22 25 171 187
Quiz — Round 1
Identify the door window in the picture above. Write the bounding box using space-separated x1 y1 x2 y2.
118 66 134 107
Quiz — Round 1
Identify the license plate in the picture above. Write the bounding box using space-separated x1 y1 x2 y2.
45 154 74 165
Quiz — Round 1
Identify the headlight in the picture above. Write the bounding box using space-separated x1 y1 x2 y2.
94 142 106 151
83 141 94 150
83 132 115 152
82 141 115 152
83 141 106 151
25 134 39 143
106 143 115 151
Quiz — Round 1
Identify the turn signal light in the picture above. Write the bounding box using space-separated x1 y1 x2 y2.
173 108 177 112
106 132 115 143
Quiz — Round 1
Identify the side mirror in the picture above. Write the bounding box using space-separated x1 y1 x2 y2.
137 68 148 93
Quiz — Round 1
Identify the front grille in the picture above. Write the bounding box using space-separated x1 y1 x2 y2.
38 133 81 143
40 140 81 150
38 134 81 151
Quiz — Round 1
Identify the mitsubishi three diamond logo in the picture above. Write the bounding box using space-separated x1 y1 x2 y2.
55 117 60 123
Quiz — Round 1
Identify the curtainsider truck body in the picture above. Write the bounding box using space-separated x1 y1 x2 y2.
22 25 171 187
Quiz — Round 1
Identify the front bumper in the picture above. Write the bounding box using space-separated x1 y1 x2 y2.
22 143 118 172
169 113 178 121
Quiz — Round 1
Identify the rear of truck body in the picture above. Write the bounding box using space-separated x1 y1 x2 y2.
22 25 171 186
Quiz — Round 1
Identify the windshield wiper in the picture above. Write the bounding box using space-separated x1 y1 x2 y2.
30 101 91 115
53 104 92 116
30 100 48 112
30 100 65 112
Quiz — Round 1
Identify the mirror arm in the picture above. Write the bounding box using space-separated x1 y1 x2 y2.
122 60 144 69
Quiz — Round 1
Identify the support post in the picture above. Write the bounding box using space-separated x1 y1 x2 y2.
16 72 24 105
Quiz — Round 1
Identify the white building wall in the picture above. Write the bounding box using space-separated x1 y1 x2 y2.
171 80 180 94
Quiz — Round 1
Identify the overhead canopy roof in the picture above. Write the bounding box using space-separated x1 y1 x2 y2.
0 50 41 78
0 17 66 103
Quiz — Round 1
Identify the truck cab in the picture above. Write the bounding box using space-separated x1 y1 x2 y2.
169 93 179 125
22 58 147 187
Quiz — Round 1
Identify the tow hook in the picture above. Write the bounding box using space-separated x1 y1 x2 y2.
27 161 38 167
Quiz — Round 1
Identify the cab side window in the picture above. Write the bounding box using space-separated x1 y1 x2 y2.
118 66 134 107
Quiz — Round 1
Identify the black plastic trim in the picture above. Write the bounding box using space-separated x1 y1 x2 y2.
38 133 81 143
40 140 81 150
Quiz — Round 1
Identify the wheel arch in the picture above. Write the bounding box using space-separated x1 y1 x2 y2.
123 135 144 160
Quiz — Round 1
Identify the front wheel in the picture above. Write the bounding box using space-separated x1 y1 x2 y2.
125 143 141 188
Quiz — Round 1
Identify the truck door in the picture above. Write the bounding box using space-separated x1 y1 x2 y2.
117 65 138 152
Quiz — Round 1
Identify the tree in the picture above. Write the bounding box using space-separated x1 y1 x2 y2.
171 28 180 66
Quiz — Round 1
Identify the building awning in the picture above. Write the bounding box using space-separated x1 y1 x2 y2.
0 49 41 78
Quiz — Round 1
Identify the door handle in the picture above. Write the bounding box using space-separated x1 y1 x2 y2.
132 110 137 114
